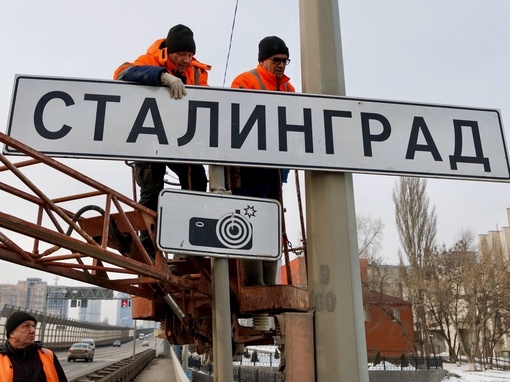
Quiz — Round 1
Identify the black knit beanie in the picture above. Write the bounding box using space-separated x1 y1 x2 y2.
6 311 37 338
165 24 196 54
258 36 289 62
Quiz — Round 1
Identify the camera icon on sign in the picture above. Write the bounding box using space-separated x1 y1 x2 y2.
189 210 253 250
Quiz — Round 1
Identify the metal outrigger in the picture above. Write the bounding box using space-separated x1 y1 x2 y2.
0 132 309 358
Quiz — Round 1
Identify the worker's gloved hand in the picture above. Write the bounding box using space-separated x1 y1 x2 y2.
160 72 186 99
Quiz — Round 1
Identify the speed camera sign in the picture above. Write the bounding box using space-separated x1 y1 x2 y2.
156 189 282 260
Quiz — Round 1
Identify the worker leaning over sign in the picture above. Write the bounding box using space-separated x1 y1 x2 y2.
114 24 211 260
228 36 295 286
0 311 68 382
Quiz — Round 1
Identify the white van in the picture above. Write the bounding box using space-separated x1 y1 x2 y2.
138 333 145 340
80 338 96 350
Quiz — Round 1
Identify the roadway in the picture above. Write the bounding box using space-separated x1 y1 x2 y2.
53 336 155 381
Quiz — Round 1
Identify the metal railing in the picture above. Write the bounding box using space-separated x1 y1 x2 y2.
188 354 444 382
1 305 132 351
367 355 443 370
70 348 155 382
481 356 510 372
232 367 278 382
188 358 278 382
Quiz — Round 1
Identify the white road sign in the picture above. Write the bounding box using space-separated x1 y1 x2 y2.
5 74 509 181
157 190 281 260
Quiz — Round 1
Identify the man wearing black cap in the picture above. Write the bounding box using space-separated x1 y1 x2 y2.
228 36 295 286
114 24 211 260
0 311 68 381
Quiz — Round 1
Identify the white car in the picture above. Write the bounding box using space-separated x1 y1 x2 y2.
68 342 94 362
79 338 96 350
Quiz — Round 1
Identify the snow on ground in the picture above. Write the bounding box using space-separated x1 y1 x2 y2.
368 359 510 382
442 362 510 381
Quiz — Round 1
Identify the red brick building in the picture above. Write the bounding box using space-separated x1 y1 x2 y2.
363 289 414 357
281 257 414 357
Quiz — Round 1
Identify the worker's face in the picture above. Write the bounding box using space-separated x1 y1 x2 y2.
261 55 290 79
9 320 36 349
169 51 194 74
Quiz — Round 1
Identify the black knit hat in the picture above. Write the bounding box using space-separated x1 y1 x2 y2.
165 24 196 54
6 311 37 338
258 36 289 62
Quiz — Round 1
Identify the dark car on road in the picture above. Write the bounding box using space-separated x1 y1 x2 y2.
68 342 94 362
113 340 121 347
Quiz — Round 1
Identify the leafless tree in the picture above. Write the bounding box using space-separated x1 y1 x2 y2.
357 214 384 262
426 232 476 364
426 231 510 371
357 215 408 302
356 214 418 352
393 177 437 356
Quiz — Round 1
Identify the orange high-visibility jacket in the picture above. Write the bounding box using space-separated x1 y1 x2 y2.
0 348 59 382
231 64 295 92
114 38 211 86
226 64 295 190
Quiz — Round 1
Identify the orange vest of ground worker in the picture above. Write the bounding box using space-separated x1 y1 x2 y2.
0 348 58 382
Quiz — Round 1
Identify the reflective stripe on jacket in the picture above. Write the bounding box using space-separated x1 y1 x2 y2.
114 38 211 86
231 64 295 92
227 64 294 190
0 348 59 382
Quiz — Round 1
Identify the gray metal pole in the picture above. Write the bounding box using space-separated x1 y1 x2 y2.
40 289 48 344
133 319 136 361
209 165 233 382
298 1 369 381
182 344 189 371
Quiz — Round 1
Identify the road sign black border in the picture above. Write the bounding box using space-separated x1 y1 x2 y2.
5 74 509 182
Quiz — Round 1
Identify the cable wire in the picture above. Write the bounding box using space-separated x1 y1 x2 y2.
222 0 239 87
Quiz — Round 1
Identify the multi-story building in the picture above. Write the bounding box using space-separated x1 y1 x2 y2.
76 299 101 323
0 279 74 321
479 208 510 261
0 278 46 311
22 278 47 311
47 285 69 317
0 283 27 308
477 207 510 357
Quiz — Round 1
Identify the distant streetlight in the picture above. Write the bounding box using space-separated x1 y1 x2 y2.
120 317 135 360
132 319 136 360
428 334 436 358
40 291 49 344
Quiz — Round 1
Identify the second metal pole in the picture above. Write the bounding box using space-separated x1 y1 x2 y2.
209 165 233 382
299 0 369 380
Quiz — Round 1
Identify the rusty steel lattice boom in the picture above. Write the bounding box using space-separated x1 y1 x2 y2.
0 132 309 354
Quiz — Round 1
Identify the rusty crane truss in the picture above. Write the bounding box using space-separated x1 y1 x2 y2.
0 131 309 354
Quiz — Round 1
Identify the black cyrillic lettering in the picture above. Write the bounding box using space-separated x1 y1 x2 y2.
405 116 442 160
361 112 391 157
449 120 491 172
323 110 352 154
178 101 219 147
126 98 168 144
231 104 266 150
278 107 313 153
84 94 121 141
34 91 74 139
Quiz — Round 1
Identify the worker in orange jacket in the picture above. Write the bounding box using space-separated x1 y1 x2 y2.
0 311 68 382
228 36 295 286
114 24 211 260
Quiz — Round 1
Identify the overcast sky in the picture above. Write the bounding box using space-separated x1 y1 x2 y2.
1 0 510 296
